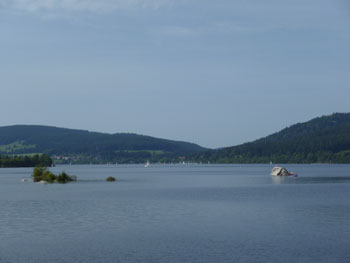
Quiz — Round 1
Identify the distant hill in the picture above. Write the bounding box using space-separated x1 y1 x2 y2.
190 113 350 163
0 125 206 164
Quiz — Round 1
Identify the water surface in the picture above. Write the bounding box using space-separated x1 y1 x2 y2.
0 164 349 263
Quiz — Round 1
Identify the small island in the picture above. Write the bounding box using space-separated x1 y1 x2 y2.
106 176 116 182
32 167 76 183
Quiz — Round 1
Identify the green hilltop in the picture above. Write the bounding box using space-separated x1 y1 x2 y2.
2 113 350 164
190 113 350 164
0 125 206 164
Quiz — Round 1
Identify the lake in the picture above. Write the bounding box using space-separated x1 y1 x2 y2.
0 164 349 263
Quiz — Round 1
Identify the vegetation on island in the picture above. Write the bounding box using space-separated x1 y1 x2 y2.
0 154 52 168
106 176 116 182
32 167 76 183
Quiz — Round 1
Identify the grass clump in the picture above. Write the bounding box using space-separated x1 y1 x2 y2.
32 167 76 183
106 176 116 182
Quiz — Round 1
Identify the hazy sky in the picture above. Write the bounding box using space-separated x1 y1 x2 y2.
1 0 349 148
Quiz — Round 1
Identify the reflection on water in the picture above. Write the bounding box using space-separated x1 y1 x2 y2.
271 175 350 184
0 164 350 263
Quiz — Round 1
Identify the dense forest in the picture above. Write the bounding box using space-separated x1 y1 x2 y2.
2 113 350 164
0 154 53 168
0 125 206 164
188 113 350 164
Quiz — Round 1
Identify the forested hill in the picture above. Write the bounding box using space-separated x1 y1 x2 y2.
0 125 206 163
190 113 350 163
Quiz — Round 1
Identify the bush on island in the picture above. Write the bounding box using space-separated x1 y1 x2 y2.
56 171 74 183
32 167 76 183
106 176 116 182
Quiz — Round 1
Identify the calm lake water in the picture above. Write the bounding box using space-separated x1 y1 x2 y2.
0 164 349 263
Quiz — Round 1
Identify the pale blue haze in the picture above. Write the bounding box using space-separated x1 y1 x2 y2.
1 0 350 148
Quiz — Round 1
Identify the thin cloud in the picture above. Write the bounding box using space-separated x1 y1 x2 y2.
1 0 171 12
157 23 256 39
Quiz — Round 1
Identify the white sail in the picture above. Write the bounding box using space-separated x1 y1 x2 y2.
144 160 150 168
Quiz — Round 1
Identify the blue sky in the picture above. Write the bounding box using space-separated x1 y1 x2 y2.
1 0 349 148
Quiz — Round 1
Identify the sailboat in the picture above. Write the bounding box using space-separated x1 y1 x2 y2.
144 160 150 168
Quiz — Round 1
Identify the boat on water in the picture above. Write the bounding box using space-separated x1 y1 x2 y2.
270 166 297 177
144 160 150 168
